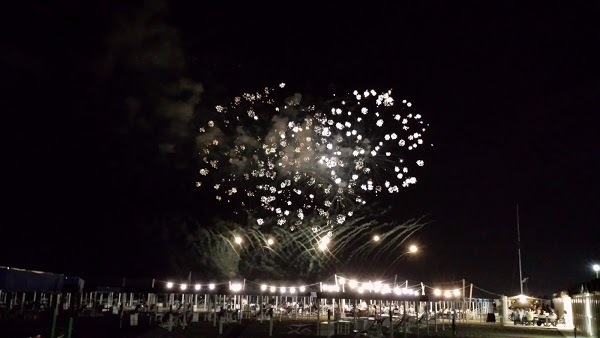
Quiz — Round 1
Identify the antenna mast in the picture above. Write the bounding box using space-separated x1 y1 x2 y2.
517 204 523 295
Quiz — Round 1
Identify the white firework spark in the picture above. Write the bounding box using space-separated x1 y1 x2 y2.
198 211 428 279
197 84 430 229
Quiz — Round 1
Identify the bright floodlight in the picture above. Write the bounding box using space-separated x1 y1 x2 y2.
444 290 452 298
270 286 277 293
453 289 461 297
373 235 380 242
267 238 275 246
319 236 331 251
194 284 201 291
434 288 442 296
593 264 600 272
518 295 527 304
408 244 418 253
338 277 346 285
166 282 174 289
348 280 358 288
299 286 306 292
234 236 242 244
260 284 267 291
289 287 296 293
230 283 242 292
208 283 215 290
180 283 187 291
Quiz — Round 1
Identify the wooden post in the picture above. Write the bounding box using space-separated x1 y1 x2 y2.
427 301 430 335
213 295 217 327
317 297 321 335
435 301 438 332
452 307 456 336
50 293 61 338
67 316 74 338
442 302 446 331
182 299 187 330
416 300 420 336
259 298 263 323
168 306 173 332
389 305 394 338
402 300 408 338
240 295 244 321
119 294 125 329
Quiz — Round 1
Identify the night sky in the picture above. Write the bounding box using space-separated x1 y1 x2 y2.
3 1 599 297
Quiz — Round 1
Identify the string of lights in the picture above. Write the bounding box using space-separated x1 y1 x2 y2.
151 274 505 299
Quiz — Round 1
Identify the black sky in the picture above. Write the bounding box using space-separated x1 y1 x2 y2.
3 1 599 297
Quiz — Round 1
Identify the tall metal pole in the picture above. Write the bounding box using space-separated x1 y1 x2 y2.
516 204 523 295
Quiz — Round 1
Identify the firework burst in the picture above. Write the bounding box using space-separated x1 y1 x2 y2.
197 83 430 229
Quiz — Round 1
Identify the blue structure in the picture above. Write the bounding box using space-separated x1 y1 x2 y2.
0 266 65 293
0 266 84 294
